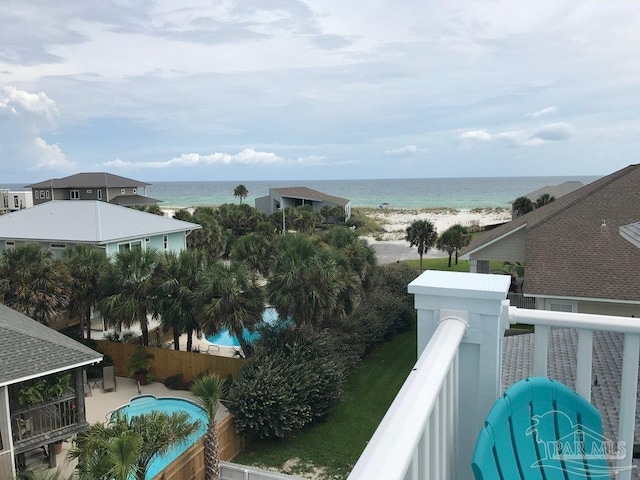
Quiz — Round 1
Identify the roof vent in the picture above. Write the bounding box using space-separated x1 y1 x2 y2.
601 219 607 227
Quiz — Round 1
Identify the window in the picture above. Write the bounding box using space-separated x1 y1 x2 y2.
50 243 67 249
5 241 15 250
35 191 40 200
97 190 102 200
40 190 45 199
163 235 168 249
118 240 143 253
45 190 49 199
13 196 19 208
133 188 137 194
121 189 126 194
70 190 79 200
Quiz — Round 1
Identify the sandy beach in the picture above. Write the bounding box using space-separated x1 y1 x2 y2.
362 208 511 264
161 206 511 265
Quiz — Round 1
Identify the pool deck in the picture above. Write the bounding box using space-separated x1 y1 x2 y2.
50 375 229 477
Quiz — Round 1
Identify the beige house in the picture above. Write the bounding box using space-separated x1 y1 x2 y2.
461 164 640 316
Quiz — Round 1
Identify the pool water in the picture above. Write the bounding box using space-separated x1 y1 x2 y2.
111 395 207 479
206 307 279 347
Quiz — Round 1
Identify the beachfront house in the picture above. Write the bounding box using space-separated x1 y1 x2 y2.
0 190 33 214
255 187 351 221
0 303 102 478
347 270 640 480
510 180 583 218
461 164 640 317
26 172 159 207
0 200 201 258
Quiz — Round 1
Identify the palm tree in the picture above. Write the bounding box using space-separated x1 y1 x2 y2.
449 224 471 264
99 248 162 346
233 184 249 204
190 374 227 480
535 193 555 208
0 243 71 325
196 261 265 357
230 233 271 277
268 235 341 330
512 196 534 217
156 250 207 351
405 220 437 271
436 229 457 267
64 244 110 340
70 411 199 480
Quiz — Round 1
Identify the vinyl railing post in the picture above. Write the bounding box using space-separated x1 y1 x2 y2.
409 271 510 480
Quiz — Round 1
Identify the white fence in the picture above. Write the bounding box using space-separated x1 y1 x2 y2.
348 270 640 480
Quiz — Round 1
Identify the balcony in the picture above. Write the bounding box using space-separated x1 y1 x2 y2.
11 394 87 455
348 271 639 480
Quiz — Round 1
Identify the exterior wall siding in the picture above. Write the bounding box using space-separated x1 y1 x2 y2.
469 228 526 262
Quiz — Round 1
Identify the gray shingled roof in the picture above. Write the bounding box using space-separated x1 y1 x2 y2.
621 221 640 249
514 180 584 203
271 187 350 207
25 172 150 189
463 164 640 302
503 329 640 478
108 194 161 206
0 303 102 386
0 201 201 244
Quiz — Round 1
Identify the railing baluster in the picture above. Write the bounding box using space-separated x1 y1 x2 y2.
616 333 640 480
430 398 440 478
533 324 549 376
575 329 593 400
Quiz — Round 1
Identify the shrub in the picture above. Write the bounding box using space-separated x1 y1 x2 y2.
164 374 189 390
228 327 346 439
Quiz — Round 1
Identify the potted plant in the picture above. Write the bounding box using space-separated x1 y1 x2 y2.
128 346 155 385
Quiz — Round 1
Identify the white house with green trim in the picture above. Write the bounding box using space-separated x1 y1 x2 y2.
0 201 201 257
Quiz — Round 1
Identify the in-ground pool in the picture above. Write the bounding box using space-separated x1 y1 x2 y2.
206 306 279 347
110 395 207 479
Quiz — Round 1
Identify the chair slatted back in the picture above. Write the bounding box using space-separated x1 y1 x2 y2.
472 377 611 480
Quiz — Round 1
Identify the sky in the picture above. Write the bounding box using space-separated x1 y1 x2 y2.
1 0 639 183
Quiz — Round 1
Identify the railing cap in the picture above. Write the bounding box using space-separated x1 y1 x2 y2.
408 270 510 300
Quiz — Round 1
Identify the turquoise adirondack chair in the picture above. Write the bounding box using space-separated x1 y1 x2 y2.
472 377 612 479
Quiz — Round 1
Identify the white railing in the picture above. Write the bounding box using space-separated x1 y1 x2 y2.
348 315 466 480
347 271 640 480
509 307 640 480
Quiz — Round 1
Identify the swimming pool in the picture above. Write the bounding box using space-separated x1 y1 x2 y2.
110 395 207 479
206 306 279 347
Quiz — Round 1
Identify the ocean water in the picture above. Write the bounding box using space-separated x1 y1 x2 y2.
2 176 599 210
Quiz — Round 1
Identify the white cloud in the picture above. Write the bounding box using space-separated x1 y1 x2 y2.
529 106 558 118
0 86 75 173
104 148 283 169
459 131 492 141
384 145 418 156
459 123 573 147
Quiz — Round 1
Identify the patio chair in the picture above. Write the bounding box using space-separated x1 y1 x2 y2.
83 370 92 397
472 377 611 480
102 365 117 393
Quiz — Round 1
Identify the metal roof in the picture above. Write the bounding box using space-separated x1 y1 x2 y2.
25 172 150 189
0 303 102 387
620 221 640 249
270 187 350 206
0 201 201 244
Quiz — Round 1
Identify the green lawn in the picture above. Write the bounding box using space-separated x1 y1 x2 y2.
403 257 471 272
235 324 417 479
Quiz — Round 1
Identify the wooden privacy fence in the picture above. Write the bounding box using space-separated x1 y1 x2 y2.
94 341 245 382
153 415 245 480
